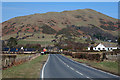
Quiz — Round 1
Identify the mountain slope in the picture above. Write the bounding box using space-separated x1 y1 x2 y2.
2 9 118 42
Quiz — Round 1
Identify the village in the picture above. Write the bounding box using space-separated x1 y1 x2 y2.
1 2 120 79
2 36 120 71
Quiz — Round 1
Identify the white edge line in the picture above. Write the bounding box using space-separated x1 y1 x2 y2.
41 54 50 79
62 55 119 77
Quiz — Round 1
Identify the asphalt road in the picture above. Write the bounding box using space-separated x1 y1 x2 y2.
40 54 119 80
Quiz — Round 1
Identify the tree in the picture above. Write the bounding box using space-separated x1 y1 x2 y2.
91 41 95 44
118 37 120 46
7 37 17 48
2 40 7 48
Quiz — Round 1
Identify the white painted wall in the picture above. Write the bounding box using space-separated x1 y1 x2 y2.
88 43 118 51
94 43 106 51
88 47 90 50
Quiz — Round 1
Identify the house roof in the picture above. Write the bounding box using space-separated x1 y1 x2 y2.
88 43 99 47
88 43 118 48
102 43 117 47
2 48 9 51
2 48 21 52
2 48 36 52
24 48 36 51
10 48 21 52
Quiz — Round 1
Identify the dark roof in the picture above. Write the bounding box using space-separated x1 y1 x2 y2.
10 48 21 52
88 43 99 47
2 48 21 52
102 43 117 47
2 48 9 51
3 48 36 52
24 48 36 51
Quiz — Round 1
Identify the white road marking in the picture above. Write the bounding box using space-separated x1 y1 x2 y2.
63 62 66 65
61 55 119 77
86 76 94 80
55 55 84 76
41 54 50 80
76 71 83 75
67 65 69 67
70 67 74 70
86 76 90 78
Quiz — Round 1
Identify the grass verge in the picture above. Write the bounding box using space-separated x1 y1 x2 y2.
2 54 48 78
62 54 119 75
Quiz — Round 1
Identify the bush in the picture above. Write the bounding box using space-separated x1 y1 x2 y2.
41 24 56 34
71 52 101 61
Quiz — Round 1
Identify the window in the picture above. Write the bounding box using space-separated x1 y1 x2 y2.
98 48 100 50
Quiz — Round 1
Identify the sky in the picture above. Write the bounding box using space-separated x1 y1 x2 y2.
1 0 120 2
2 2 119 22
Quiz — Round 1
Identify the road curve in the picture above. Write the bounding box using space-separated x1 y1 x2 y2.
40 54 119 80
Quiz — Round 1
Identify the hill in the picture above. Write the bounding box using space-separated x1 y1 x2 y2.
2 9 118 45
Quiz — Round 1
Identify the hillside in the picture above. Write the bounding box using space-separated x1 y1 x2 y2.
2 9 118 45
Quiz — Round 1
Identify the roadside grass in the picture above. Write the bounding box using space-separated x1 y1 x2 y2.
62 54 119 75
2 54 48 78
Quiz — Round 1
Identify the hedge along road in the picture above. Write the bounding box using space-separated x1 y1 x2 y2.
40 54 119 80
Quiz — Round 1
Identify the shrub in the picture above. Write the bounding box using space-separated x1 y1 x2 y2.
41 24 56 34
71 52 101 61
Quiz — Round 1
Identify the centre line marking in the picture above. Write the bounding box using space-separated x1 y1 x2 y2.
61 55 119 78
76 71 83 75
86 76 90 78
67 65 69 67
86 76 94 80
70 67 74 70
55 55 84 76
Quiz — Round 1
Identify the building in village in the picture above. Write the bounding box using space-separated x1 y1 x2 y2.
88 43 118 51
2 47 36 54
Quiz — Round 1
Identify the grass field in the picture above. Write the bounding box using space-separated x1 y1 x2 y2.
18 40 54 46
62 54 119 75
2 54 48 78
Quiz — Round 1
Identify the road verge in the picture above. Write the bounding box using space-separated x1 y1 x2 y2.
2 54 48 78
61 54 119 76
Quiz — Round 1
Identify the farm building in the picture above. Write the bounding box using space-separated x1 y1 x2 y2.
88 43 118 51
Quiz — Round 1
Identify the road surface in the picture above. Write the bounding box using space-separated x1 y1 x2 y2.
40 54 119 80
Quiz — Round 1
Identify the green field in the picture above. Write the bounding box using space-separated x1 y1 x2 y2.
3 33 55 46
2 33 55 40
18 40 54 45
2 54 48 78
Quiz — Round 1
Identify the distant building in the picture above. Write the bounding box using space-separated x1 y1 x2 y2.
2 48 21 53
22 48 36 53
88 43 118 51
2 48 36 53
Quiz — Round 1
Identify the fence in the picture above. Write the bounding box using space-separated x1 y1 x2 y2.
2 53 40 69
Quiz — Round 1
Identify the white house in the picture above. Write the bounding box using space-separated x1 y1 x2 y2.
88 43 118 51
